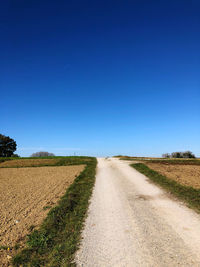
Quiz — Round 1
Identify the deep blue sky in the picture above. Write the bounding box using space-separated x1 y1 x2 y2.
1 0 200 157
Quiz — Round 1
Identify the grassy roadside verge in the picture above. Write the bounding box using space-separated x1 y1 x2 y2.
0 156 92 168
12 157 97 266
131 163 200 213
120 157 200 165
144 159 200 165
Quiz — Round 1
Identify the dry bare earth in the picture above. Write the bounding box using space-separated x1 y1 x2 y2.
0 159 59 168
145 163 200 189
0 165 85 266
76 158 200 266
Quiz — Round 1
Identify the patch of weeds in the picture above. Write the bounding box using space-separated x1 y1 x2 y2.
14 244 20 250
28 224 36 232
132 163 200 213
43 205 52 211
0 156 94 168
12 157 97 266
147 159 200 165
0 245 10 250
26 230 51 252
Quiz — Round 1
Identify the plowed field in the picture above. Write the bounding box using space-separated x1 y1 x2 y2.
0 158 59 167
0 165 85 266
146 163 200 189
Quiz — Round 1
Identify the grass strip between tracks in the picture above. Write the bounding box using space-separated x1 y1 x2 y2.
131 163 200 213
12 157 97 266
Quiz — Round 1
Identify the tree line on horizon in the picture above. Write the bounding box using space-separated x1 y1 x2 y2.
162 151 196 158
31 151 55 157
0 134 55 158
0 134 197 159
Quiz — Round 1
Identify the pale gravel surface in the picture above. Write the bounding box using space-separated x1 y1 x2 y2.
75 158 200 267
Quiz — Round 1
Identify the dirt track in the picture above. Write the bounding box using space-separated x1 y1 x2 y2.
0 165 84 266
76 158 200 266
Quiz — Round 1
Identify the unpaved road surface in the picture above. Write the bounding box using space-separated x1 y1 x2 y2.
76 158 200 266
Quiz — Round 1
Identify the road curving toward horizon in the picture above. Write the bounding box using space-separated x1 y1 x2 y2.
75 158 200 266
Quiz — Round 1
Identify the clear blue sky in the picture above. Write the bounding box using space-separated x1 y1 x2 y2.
1 0 200 157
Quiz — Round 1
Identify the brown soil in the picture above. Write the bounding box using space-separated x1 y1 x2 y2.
0 165 85 266
0 159 59 168
146 163 200 189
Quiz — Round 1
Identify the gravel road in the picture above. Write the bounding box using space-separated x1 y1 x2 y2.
75 158 200 266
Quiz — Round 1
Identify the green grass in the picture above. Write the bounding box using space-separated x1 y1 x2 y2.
42 206 52 211
131 163 200 213
0 158 12 163
146 159 200 165
0 245 10 250
0 156 93 168
12 157 97 267
120 157 200 165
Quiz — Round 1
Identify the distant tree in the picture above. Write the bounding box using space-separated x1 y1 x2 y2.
0 134 17 157
31 151 55 157
162 153 170 158
171 152 182 158
182 151 196 158
170 151 196 159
